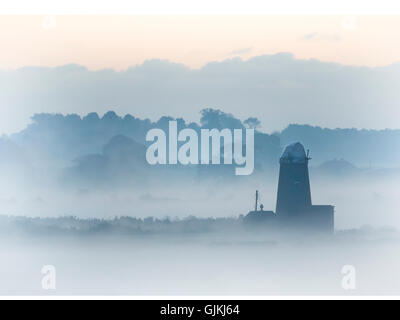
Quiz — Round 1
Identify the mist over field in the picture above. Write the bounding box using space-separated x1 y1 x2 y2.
0 107 400 295
1 222 400 295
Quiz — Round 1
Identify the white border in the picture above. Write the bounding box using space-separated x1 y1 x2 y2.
1 0 400 15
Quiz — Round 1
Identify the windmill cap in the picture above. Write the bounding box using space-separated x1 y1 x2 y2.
280 142 308 164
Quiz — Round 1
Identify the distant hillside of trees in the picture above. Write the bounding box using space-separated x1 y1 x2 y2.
1 109 399 190
280 124 400 167
8 109 281 178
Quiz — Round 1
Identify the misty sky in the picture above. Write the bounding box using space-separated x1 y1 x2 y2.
1 15 400 134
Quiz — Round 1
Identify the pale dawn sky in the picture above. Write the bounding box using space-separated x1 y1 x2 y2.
0 15 399 70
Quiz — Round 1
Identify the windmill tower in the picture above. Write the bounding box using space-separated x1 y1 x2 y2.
276 142 312 217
